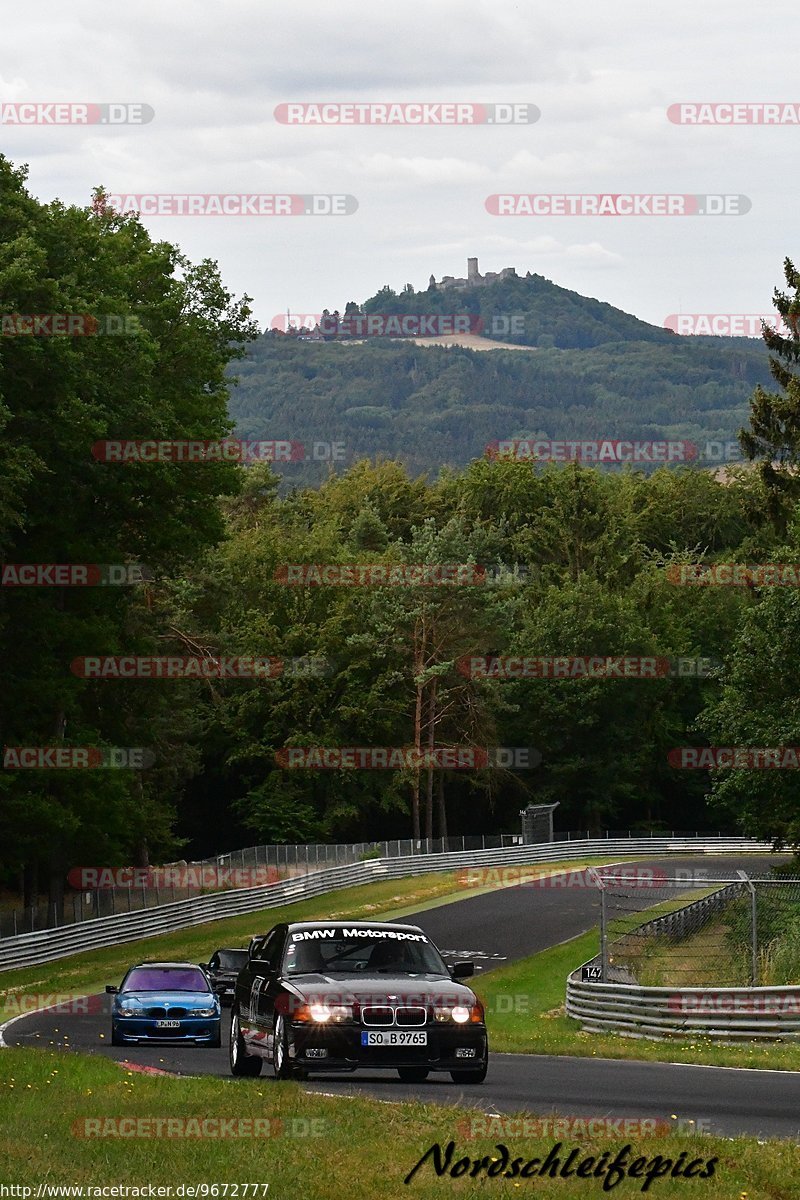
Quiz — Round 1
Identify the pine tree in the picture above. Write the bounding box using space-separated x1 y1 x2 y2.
740 257 800 531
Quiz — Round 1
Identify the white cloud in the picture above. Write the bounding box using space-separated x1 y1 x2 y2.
358 154 491 184
0 0 796 325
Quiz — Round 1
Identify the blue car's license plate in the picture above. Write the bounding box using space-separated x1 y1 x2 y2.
155 1020 180 1029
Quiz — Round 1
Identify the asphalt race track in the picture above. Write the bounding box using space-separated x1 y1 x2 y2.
5 853 800 1140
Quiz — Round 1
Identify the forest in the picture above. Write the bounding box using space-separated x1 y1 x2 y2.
234 269 772 487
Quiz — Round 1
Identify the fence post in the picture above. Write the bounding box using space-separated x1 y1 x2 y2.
738 871 758 985
750 881 758 985
600 885 608 981
587 868 608 982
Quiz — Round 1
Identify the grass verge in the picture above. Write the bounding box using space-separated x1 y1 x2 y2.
0 1048 796 1197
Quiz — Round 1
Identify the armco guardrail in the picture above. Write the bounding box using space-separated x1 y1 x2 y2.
566 976 800 1041
0 836 774 972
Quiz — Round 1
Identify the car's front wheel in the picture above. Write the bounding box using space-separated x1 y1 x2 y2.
449 1058 488 1084
272 1014 294 1080
229 1010 262 1077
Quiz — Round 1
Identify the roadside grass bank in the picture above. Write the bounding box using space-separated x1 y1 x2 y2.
0 1048 795 1198
475 931 800 1071
0 858 623 1020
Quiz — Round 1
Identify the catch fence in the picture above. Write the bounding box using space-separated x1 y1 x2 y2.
590 867 800 987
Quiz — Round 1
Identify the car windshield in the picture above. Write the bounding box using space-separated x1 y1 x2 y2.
122 967 211 993
283 931 449 976
215 950 248 970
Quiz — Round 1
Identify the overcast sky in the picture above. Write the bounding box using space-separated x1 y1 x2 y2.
2 1 796 330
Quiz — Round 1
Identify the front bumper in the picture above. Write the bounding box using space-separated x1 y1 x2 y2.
289 1021 487 1072
213 978 237 1002
112 1016 221 1042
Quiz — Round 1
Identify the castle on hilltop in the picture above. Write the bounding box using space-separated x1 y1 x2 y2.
429 257 519 291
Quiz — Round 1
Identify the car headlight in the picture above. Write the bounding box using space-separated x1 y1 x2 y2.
295 1003 353 1023
434 1004 484 1024
116 1005 140 1017
194 1007 218 1018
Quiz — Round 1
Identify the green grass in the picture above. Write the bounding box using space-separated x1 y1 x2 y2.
474 930 800 1070
606 889 745 987
0 1048 796 1197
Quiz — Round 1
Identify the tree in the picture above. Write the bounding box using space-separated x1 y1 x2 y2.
740 257 800 532
698 510 800 847
0 158 257 908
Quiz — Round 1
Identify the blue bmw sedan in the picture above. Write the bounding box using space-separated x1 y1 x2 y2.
106 961 221 1047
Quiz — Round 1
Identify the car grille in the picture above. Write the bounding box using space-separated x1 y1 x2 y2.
396 1006 426 1027
361 1005 427 1027
146 1007 188 1019
361 1006 394 1027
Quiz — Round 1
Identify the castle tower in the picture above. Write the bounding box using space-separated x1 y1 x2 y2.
467 257 480 282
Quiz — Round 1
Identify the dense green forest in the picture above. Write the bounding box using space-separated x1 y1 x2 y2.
233 268 772 486
3 153 800 912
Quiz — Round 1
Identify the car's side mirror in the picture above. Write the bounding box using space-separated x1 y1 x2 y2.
105 985 118 994
450 961 474 979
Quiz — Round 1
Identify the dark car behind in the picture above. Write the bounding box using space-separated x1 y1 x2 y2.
200 948 249 1005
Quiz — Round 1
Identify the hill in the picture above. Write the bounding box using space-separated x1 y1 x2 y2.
356 269 679 350
229 271 772 485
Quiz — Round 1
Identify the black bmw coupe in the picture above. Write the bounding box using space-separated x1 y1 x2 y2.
229 920 488 1083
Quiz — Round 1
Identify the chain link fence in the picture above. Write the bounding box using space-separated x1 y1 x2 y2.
0 832 524 937
0 828 728 939
593 866 800 987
